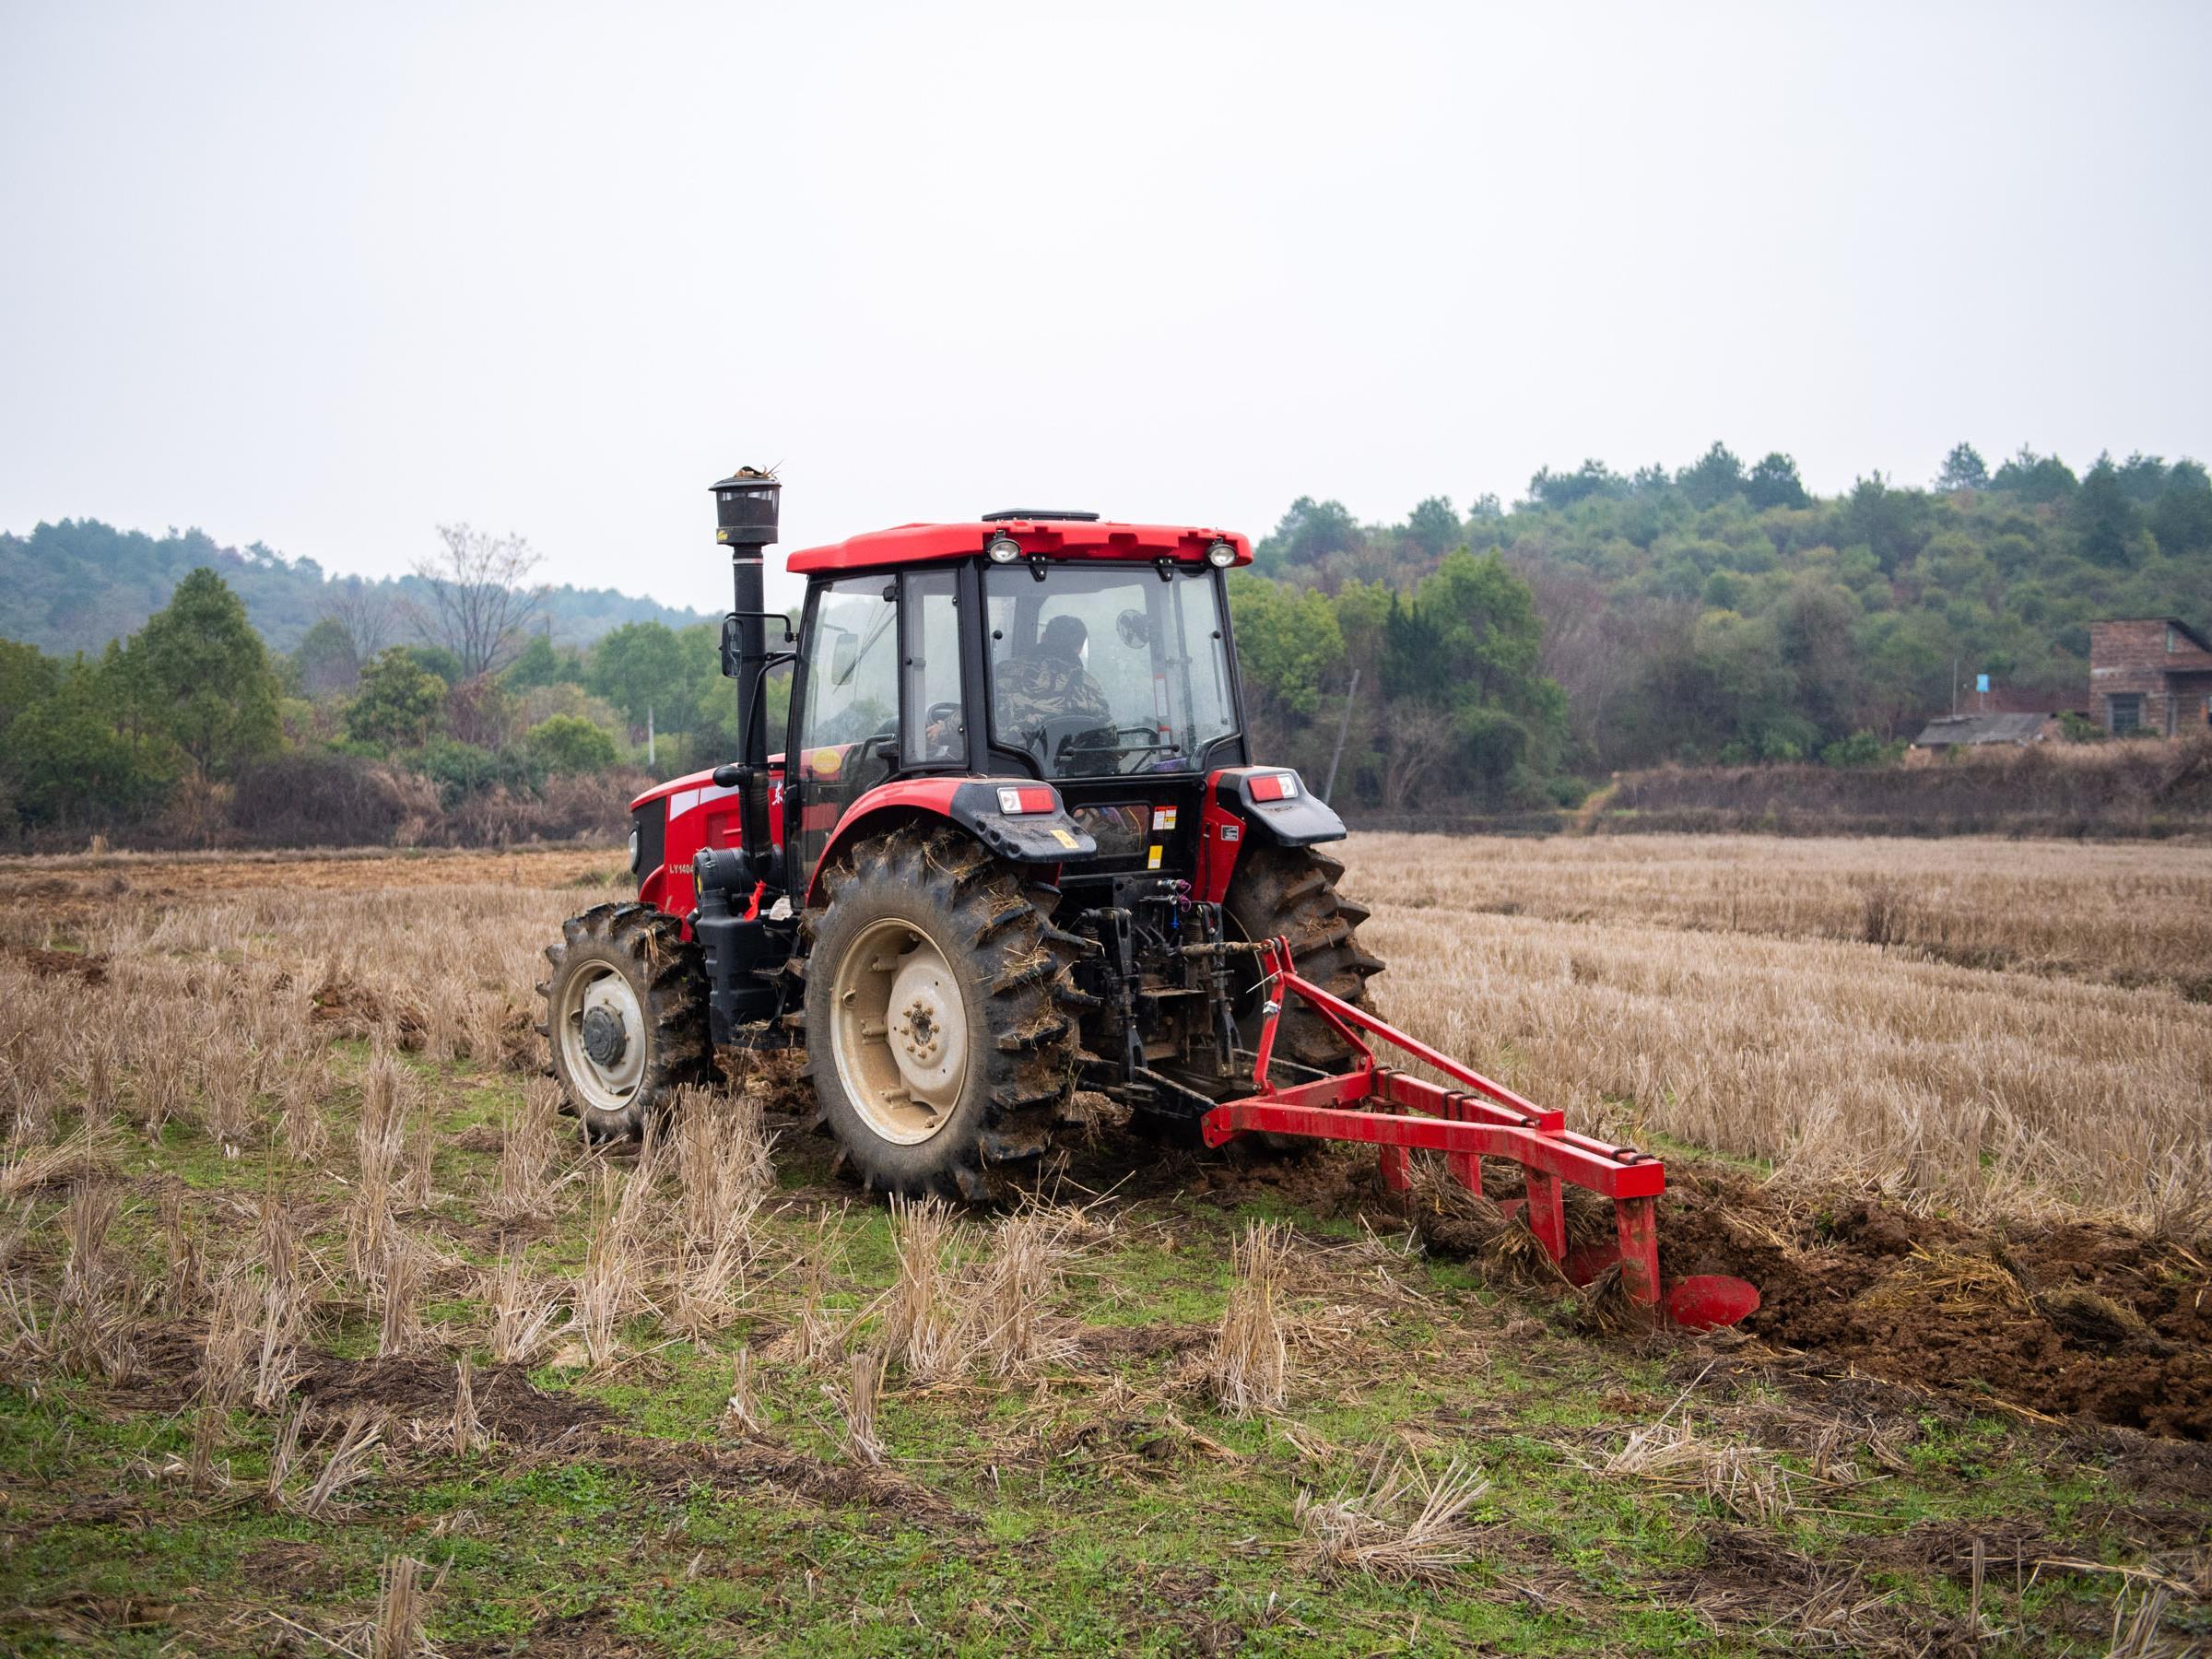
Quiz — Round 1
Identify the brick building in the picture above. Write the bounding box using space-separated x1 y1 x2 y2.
2088 618 2212 736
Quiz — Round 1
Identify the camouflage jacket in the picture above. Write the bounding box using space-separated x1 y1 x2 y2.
994 654 1112 735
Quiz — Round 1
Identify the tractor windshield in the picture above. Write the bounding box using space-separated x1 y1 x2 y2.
984 563 1237 778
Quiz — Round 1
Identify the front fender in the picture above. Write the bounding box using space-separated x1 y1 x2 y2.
804 777 1098 905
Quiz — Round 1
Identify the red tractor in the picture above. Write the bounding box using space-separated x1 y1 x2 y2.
542 473 1756 1328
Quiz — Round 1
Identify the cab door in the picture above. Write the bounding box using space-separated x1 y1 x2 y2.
898 569 965 771
786 568 969 893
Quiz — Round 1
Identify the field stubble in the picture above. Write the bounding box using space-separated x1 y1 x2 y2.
0 839 2205 1654
1339 832 2212 1231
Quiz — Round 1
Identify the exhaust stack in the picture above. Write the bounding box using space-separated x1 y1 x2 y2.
711 468 782 892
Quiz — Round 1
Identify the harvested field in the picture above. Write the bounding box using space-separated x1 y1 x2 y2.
0 837 2206 1655
1341 833 2212 1227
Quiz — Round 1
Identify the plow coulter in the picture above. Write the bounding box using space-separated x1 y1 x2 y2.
1199 940 1761 1332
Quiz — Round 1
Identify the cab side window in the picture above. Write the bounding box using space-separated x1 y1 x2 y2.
794 577 899 886
901 571 963 765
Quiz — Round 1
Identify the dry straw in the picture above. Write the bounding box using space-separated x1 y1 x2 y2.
491 1079 562 1222
377 1234 427 1359
1295 1455 1489 1583
1209 1219 1291 1417
369 1553 436 1659
724 1345 763 1433
833 1347 888 1465
55 1182 135 1382
486 1250 562 1366
189 1267 259 1490
299 1409 382 1518
451 1355 485 1454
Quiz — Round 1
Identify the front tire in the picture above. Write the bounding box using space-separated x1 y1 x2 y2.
801 826 1084 1199
539 903 712 1142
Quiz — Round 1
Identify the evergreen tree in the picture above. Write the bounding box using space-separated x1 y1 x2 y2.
1677 442 1747 510
2149 460 2212 555
1992 446 2077 503
294 616 360 696
1936 442 1990 491
130 567 280 781
2072 453 2145 568
1403 496 1461 559
1745 452 1809 511
587 620 688 728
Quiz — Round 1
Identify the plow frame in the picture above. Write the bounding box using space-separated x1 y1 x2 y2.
1199 938 1665 1310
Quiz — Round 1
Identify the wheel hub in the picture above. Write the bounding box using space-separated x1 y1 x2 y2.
894 997 943 1065
829 920 970 1146
581 1005 629 1067
557 961 649 1114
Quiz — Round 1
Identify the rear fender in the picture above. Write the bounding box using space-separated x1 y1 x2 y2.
803 778 1098 906
1194 766 1345 903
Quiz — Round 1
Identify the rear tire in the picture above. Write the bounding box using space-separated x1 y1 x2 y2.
539 903 712 1143
800 825 1084 1200
1223 844 1383 1075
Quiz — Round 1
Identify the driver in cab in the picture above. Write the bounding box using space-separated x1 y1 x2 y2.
995 615 1112 760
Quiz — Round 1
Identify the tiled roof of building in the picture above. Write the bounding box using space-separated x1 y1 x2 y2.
1910 712 2053 747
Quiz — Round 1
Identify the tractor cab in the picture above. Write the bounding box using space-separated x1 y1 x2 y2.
782 517 1262 914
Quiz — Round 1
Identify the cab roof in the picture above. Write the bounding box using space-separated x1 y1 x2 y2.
783 519 1253 575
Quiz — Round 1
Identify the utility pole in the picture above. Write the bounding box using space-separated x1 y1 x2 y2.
1323 667 1360 804
647 704 655 768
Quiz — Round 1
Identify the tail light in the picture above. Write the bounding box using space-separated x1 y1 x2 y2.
996 785 1057 815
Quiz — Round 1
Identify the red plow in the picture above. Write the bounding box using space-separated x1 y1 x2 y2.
1200 941 1760 1331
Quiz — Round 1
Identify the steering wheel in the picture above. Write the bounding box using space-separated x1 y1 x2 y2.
1027 713 1120 778
851 721 900 775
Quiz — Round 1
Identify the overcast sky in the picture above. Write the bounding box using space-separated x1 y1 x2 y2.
3 2 2207 614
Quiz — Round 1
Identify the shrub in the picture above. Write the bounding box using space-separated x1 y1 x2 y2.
415 739 539 807
229 751 428 847
346 650 446 750
528 714 620 775
1819 730 1894 769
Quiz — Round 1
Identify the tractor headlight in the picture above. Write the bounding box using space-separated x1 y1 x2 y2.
1206 539 1237 568
628 828 641 875
986 535 1021 563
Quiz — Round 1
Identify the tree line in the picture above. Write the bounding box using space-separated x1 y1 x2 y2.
0 517 710 658
1231 441 2212 810
4 438 2206 844
0 528 753 848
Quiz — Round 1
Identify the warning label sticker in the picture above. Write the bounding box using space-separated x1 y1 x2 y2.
1147 845 1163 870
1150 806 1178 831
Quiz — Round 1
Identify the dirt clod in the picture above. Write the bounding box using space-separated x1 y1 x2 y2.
1661 1168 2212 1439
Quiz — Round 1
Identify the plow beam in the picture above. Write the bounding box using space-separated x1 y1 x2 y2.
1198 940 1757 1329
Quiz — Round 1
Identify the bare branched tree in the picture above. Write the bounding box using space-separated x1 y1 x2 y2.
410 524 547 678
324 580 398 658
1515 554 1695 771
1379 703 1458 813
